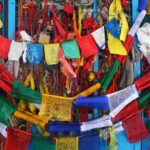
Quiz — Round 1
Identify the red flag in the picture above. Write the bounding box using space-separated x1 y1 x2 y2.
4 127 31 150
112 100 139 122
123 112 149 143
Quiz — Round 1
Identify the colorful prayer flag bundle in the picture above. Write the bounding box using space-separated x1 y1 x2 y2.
0 0 149 149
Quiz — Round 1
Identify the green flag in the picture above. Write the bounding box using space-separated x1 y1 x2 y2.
0 95 16 126
29 135 56 150
12 81 42 104
61 39 80 59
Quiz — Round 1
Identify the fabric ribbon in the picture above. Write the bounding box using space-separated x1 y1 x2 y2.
20 30 33 42
58 47 77 80
138 0 148 12
52 6 67 43
13 110 48 128
0 63 15 83
101 60 120 91
137 23 150 64
138 89 150 108
6 60 20 79
122 0 127 8
0 78 12 94
108 126 117 150
114 122 124 134
134 71 150 91
74 83 101 98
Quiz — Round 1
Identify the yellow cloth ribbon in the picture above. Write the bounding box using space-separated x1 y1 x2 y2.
73 83 101 98
56 137 78 150
78 7 82 35
73 10 80 38
108 126 118 150
39 94 73 121
14 110 48 128
0 19 3 29
18 72 37 113
147 0 150 14
39 75 49 94
107 0 129 55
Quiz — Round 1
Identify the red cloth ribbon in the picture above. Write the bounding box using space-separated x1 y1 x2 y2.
82 18 99 32
0 79 12 93
134 71 150 91
63 2 74 15
105 71 120 95
0 3 3 13
122 0 128 9
82 56 94 72
80 107 88 122
0 64 15 83
52 6 67 42
117 35 134 64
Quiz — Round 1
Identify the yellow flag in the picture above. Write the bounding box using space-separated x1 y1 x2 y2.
108 34 127 55
56 137 78 150
44 43 59 65
39 94 73 121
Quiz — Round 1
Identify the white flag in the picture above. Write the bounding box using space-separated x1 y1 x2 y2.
91 26 105 49
107 84 139 118
81 115 112 132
